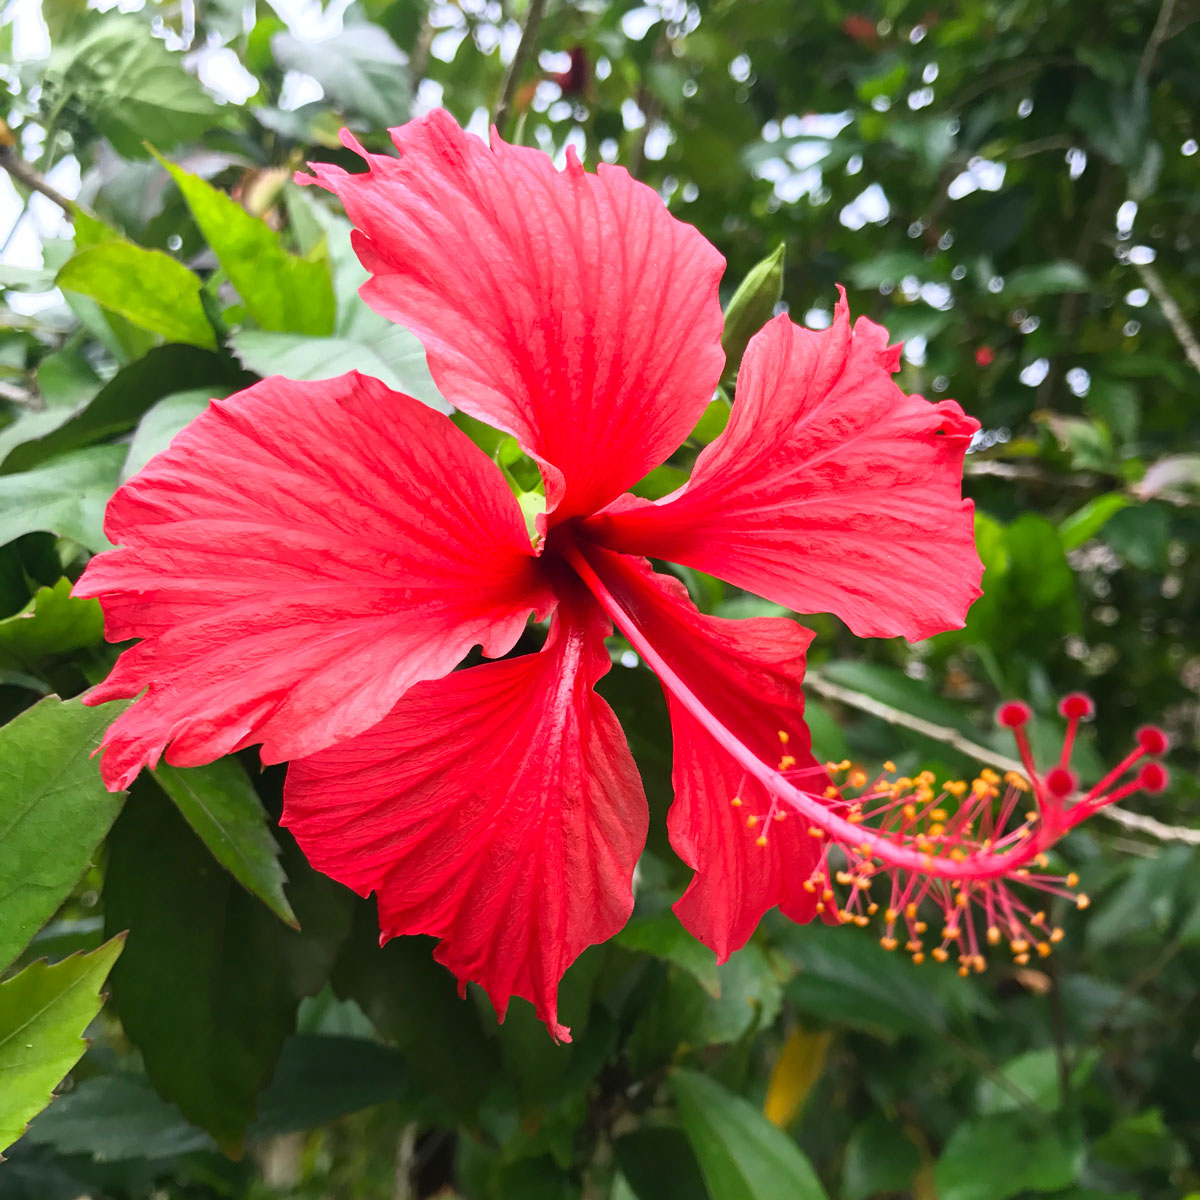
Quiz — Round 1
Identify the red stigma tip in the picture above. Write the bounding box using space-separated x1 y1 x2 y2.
1045 766 1077 798
1138 763 1169 793
1136 725 1169 756
1058 693 1095 720
997 700 1032 728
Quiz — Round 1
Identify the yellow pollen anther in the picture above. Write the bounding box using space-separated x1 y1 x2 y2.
838 760 851 772
1076 893 1090 910
1036 942 1051 957
849 769 867 788
746 815 758 828
1034 854 1049 868
756 835 768 848
955 893 969 908
779 755 797 770
987 926 1002 945
883 760 896 773
931 808 948 822
1014 952 1030 965
905 903 918 919
932 947 949 963
880 937 898 951
823 785 839 799
803 879 816 893
731 797 742 807
884 907 899 923
1005 770 1030 790
1050 927 1064 942
774 811 787 822
981 768 1000 784
809 826 825 839
912 952 925 964
1066 872 1079 888
778 729 790 744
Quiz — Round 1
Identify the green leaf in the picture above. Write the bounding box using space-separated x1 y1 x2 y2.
934 1114 1083 1200
44 14 222 157
157 156 335 337
0 936 125 1156
121 389 213 480
1059 493 1130 550
976 1048 1099 1116
615 1128 709 1200
102 785 351 1149
4 345 241 474
616 912 720 997
0 696 127 972
780 924 948 1039
842 1115 921 1200
152 758 298 928
0 350 101 468
1000 261 1089 299
231 329 445 410
0 446 125 552
331 907 500 1124
25 1035 411 1159
271 25 411 128
0 579 104 675
670 1069 828 1200
56 243 216 350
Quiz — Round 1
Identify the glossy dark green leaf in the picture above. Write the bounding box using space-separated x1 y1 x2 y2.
0 696 127 971
102 785 351 1149
152 757 297 927
615 911 720 996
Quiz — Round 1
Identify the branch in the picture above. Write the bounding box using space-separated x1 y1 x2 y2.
0 146 75 217
805 672 1200 845
1137 0 1179 80
1135 260 1200 375
493 0 547 134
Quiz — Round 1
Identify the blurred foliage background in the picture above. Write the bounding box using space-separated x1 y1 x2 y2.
1 0 1199 1197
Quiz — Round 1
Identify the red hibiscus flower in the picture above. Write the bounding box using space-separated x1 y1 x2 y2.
77 110 992 1039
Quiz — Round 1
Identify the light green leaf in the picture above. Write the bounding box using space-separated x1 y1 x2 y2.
153 758 297 928
0 696 127 972
56 242 216 349
0 936 125 1156
670 1069 828 1200
158 156 335 337
0 578 104 674
271 25 411 128
0 446 125 552
45 14 221 157
231 329 446 411
121 390 212 480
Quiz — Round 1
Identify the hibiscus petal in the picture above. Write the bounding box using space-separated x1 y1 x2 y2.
281 582 647 1041
576 545 824 961
301 110 726 521
586 293 983 641
75 372 553 790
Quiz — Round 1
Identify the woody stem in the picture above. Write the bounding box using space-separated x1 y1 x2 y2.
562 537 1051 883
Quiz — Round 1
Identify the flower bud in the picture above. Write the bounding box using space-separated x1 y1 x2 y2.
721 243 785 389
